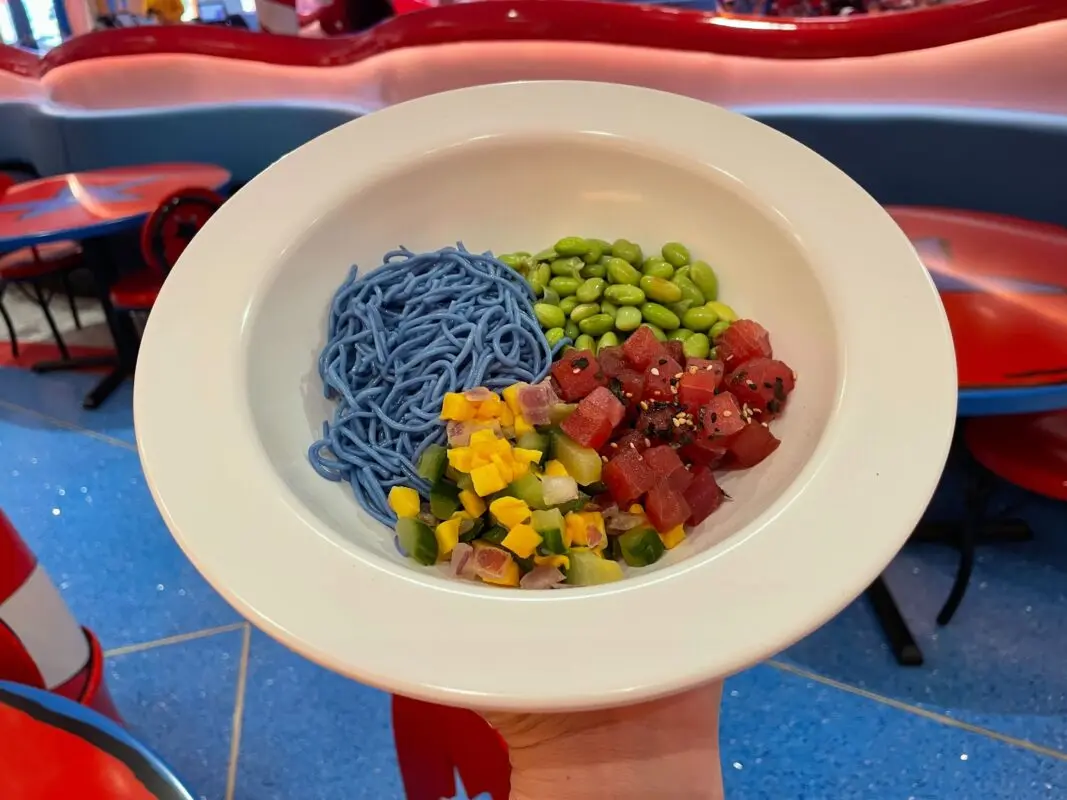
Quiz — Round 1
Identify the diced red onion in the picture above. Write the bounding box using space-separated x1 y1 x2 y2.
474 546 511 580
417 511 438 528
520 566 565 590
537 378 561 407
449 543 473 577
517 383 553 425
586 527 606 550
463 387 495 402
606 512 645 532
456 516 476 535
446 419 501 447
541 475 579 506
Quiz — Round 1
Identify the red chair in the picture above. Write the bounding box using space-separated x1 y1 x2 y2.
109 187 225 319
965 412 1067 503
0 173 84 361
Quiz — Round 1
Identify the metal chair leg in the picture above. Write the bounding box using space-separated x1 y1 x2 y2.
61 273 81 329
32 281 70 362
0 284 18 358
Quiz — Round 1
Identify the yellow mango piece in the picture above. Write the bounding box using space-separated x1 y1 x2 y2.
543 460 569 478
441 393 475 421
471 463 507 496
513 413 534 437
511 458 530 479
512 448 543 465
628 504 645 515
480 559 521 587
501 524 542 559
659 524 686 550
458 490 486 518
469 428 499 447
565 512 588 546
490 453 514 484
534 554 570 571
498 405 515 427
475 394 503 420
435 518 462 557
502 383 528 415
387 486 421 519
582 511 606 536
489 497 531 529
447 447 474 473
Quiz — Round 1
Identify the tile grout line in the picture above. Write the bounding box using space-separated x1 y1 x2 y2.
766 659 1067 762
225 623 253 800
104 622 247 658
0 397 137 452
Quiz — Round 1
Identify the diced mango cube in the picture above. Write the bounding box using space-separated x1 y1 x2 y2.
584 511 606 537
480 559 521 587
502 383 528 416
628 504 645 515
565 512 586 546
469 428 499 447
441 393 475 421
435 517 462 557
447 447 474 473
471 463 507 496
511 458 530 479
475 394 503 420
513 413 534 437
512 448 543 465
534 553 570 571
659 524 686 550
458 490 486 518
489 497 531 529
490 453 515 484
387 486 421 519
498 405 515 427
501 524 542 559
543 460 568 478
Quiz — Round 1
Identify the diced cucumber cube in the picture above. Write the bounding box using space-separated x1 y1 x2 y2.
396 518 438 566
550 431 602 486
429 482 461 520
418 444 448 484
618 526 665 567
504 472 546 510
515 430 549 460
566 550 624 585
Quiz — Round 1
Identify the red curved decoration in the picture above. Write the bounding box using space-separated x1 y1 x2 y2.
0 0 1064 78
0 46 41 79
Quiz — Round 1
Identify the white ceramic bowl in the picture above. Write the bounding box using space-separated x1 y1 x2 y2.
135 81 956 712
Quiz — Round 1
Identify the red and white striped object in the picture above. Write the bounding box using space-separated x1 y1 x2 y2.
0 511 120 722
256 0 300 34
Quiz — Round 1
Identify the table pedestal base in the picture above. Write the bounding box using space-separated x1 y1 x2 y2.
30 355 128 409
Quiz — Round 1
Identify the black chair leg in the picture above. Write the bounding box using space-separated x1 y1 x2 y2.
0 286 18 359
32 281 70 362
61 273 81 329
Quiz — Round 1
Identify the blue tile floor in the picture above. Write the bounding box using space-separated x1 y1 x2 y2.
1 367 1066 799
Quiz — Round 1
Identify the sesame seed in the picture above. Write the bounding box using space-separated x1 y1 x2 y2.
629 442 637 449
723 410 732 417
640 402 648 410
761 421 769 428
644 438 651 447
651 368 660 376
688 366 697 374
572 368 581 374
624 392 633 398
601 455 608 462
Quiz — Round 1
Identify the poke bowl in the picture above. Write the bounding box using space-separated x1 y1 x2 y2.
134 81 956 712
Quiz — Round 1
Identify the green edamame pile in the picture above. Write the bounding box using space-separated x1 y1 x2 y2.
502 237 737 356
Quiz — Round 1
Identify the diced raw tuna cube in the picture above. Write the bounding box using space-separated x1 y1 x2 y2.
551 349 607 401
601 429 650 458
677 362 724 412
678 438 727 469
635 403 678 443
715 319 772 369
597 346 628 379
622 325 667 370
725 358 796 417
684 465 726 526
643 356 683 403
727 422 782 469
666 465 695 493
663 340 685 365
602 447 657 505
644 445 693 494
579 385 627 428
561 405 616 451
645 481 692 533
699 393 745 439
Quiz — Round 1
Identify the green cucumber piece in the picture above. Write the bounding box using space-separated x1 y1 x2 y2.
482 525 508 545
550 431 602 486
396 518 438 566
458 517 485 543
456 472 474 493
618 526 666 567
565 550 624 585
549 403 578 425
530 508 565 534
554 493 591 515
538 528 566 555
503 472 547 510
429 482 461 520
417 444 449 484
515 430 549 460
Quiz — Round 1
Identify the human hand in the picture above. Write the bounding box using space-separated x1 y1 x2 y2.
482 682 725 800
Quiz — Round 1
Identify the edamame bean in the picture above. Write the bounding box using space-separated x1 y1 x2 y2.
705 301 737 323
614 306 642 332
605 257 642 286
603 284 646 306
640 323 667 342
661 242 691 268
533 248 557 262
574 334 597 352
498 253 526 269
682 333 710 359
548 276 581 297
689 260 719 301
544 327 566 347
709 320 731 340
597 332 620 353
584 238 610 265
576 278 607 303
642 258 675 280
641 302 680 331
639 275 683 304
554 237 590 257
571 303 601 323
580 262 607 279
672 275 705 308
528 263 551 296
578 313 615 337
667 300 693 319
541 286 560 305
551 257 584 278
564 320 580 340
667 329 694 342
681 306 718 332
559 296 580 316
673 265 691 282
600 301 618 319
534 303 565 329
610 239 643 266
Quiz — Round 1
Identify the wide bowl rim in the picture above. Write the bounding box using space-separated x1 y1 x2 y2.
134 80 956 712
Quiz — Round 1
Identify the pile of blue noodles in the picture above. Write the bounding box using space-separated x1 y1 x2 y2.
309 245 560 525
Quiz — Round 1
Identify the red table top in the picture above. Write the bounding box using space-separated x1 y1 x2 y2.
888 207 1067 397
0 164 231 250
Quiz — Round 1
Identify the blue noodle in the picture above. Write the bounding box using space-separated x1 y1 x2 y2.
308 244 562 525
